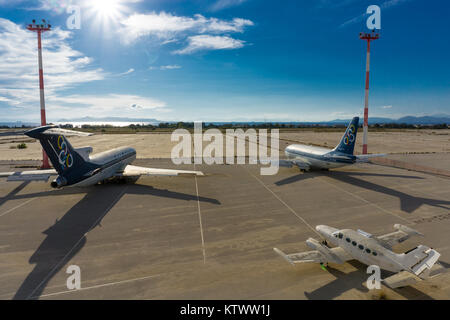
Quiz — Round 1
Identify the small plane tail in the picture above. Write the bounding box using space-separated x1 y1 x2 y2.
399 245 441 278
333 117 359 155
25 126 94 185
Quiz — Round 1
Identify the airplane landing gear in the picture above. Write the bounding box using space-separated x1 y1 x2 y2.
320 262 328 270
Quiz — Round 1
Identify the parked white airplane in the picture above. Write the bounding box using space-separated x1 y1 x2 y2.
274 224 447 288
278 117 385 171
0 125 203 188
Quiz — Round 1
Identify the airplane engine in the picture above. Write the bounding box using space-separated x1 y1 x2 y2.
306 238 324 250
306 238 343 264
50 176 67 188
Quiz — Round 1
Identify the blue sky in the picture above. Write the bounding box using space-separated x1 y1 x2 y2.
0 0 448 122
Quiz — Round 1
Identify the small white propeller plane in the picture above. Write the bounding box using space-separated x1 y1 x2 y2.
274 224 447 288
0 125 204 188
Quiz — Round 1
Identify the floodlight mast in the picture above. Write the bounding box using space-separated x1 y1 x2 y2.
27 20 52 169
359 31 379 155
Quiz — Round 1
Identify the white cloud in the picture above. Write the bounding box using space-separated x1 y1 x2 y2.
381 105 393 109
0 18 105 101
0 18 166 120
210 0 248 11
50 94 166 116
149 65 182 70
117 68 135 76
160 65 181 70
26 0 142 13
119 11 253 45
173 35 245 54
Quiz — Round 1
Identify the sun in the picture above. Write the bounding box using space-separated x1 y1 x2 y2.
91 0 122 20
83 0 129 31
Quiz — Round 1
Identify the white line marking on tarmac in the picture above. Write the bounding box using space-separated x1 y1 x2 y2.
26 186 128 300
245 167 322 238
316 175 413 225
194 164 206 264
32 273 163 299
0 198 35 218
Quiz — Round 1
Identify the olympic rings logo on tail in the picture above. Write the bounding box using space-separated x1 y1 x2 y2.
343 124 356 145
57 135 73 169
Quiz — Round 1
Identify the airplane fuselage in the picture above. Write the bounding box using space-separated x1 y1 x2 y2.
59 147 137 188
317 225 407 273
285 144 355 170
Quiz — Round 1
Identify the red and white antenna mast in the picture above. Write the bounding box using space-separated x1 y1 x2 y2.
27 19 51 169
359 30 379 155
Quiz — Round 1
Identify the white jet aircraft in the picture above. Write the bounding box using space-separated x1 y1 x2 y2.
0 125 203 188
274 224 447 288
278 117 386 171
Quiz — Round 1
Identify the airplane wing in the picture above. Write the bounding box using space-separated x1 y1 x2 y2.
260 159 293 168
355 154 387 163
292 160 310 170
260 159 310 170
274 247 352 265
0 169 57 182
116 165 204 177
376 224 423 249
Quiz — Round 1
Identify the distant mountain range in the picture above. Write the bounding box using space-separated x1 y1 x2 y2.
327 115 450 125
1 115 449 127
55 115 450 125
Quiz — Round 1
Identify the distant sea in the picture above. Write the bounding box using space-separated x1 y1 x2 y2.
54 121 159 127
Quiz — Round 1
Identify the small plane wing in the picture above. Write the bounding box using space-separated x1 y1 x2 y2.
0 169 57 182
355 153 387 163
376 224 423 249
116 165 204 177
274 247 352 265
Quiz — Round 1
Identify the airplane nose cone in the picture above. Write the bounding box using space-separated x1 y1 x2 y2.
316 225 339 237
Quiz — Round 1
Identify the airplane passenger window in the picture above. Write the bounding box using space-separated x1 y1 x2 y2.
372 252 377 256
346 238 350 242
358 245 364 250
366 249 371 254
352 241 357 246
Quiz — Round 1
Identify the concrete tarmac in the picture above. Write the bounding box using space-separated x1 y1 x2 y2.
0 159 449 300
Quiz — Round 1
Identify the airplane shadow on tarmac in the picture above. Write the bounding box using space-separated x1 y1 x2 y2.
304 261 435 300
0 182 220 300
275 171 450 214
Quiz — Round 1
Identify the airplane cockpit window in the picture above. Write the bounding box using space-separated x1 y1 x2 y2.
338 233 343 239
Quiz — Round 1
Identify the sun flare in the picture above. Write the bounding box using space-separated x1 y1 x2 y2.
91 0 122 20
84 0 129 31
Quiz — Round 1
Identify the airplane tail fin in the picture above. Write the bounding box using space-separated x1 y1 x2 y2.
333 117 359 155
25 126 93 183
